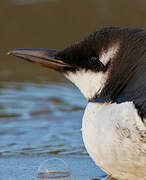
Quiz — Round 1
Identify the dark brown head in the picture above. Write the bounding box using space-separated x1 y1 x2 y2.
8 27 146 105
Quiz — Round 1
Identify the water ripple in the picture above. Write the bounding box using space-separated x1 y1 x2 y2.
0 82 87 156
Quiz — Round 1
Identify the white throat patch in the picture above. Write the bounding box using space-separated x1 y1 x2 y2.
65 70 108 100
100 43 120 65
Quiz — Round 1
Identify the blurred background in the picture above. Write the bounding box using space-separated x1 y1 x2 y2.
0 0 146 179
1 0 146 82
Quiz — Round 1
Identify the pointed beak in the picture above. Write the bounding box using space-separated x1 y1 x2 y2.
8 48 71 71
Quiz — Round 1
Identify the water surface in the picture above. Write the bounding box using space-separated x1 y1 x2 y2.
0 82 86 156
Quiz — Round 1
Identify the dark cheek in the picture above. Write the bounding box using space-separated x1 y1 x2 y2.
89 62 104 72
92 61 110 72
61 66 76 73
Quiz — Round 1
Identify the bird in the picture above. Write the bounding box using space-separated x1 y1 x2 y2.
8 27 146 180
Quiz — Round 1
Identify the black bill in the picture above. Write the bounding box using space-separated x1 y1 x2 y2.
8 48 71 71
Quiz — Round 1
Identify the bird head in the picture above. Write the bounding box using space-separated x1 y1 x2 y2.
8 27 145 101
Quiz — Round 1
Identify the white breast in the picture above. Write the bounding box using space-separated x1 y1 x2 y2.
82 102 146 180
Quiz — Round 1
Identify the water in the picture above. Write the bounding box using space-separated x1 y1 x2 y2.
1 0 146 179
0 81 106 179
0 82 86 156
37 158 70 178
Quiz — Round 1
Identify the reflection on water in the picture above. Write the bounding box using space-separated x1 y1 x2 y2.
0 82 87 156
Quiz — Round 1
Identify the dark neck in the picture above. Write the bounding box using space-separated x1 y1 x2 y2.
89 30 146 120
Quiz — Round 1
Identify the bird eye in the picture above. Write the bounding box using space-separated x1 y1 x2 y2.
89 56 98 64
89 56 107 72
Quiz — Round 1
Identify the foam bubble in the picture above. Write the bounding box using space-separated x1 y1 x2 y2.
37 158 70 179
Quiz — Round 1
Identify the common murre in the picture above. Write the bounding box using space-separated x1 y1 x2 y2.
8 27 146 180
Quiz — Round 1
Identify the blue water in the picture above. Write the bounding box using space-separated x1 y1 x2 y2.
0 81 107 179
0 82 87 156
